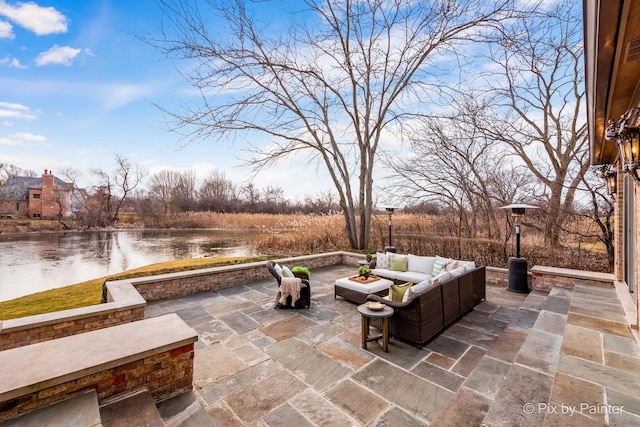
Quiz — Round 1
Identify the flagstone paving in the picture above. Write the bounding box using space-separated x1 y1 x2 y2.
146 265 640 426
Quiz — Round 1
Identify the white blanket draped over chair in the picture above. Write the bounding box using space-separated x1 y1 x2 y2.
279 277 301 306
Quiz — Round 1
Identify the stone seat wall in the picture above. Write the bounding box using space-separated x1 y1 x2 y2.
531 265 615 292
0 313 197 422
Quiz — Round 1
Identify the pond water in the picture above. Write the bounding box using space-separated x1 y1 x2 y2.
0 229 263 302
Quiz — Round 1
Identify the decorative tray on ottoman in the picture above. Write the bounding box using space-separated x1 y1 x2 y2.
349 275 380 284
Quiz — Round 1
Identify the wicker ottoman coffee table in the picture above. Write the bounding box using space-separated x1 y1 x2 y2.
334 275 393 304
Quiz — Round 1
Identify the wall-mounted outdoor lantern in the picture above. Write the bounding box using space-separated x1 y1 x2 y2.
379 205 399 253
595 164 617 197
605 107 640 182
500 203 539 293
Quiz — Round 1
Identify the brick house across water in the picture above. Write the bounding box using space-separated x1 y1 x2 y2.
0 169 83 219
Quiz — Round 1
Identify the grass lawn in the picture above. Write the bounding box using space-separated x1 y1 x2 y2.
0 256 267 320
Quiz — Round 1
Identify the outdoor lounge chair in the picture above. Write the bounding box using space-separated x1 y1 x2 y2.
266 261 311 309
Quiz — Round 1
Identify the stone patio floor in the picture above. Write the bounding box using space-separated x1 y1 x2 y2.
145 265 640 426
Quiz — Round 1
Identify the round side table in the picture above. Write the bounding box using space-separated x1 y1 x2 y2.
357 304 394 352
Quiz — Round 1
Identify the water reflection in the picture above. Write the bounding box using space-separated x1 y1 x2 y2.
0 229 262 302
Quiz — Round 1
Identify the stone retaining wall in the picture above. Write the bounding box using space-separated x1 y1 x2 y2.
0 306 145 352
0 343 194 422
121 252 345 302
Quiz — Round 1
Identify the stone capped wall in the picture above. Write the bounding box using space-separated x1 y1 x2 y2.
0 307 145 352
0 343 194 422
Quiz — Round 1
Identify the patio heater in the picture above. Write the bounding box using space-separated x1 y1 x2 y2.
500 203 539 293
379 206 398 253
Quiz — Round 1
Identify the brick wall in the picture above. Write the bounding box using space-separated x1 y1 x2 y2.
0 201 25 217
40 171 58 219
0 343 194 422
614 168 623 280
0 307 145 352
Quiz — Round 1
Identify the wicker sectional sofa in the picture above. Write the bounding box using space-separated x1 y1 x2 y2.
366 254 486 346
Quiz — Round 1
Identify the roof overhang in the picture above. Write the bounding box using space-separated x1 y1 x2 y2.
584 0 640 165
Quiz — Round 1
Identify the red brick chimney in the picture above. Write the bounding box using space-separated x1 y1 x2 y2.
41 168 56 218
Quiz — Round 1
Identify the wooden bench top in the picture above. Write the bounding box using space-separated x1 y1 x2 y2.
0 314 197 402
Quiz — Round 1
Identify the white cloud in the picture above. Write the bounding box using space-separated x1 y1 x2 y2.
0 132 46 146
0 101 36 120
14 131 45 142
0 137 18 145
1 55 28 69
0 18 12 38
81 48 94 62
9 57 26 69
2 120 12 126
103 84 150 110
35 45 81 66
0 1 68 35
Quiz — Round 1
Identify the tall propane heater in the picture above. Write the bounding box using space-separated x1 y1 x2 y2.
379 206 398 253
500 204 539 293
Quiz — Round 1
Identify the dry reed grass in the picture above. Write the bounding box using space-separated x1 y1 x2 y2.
252 212 610 272
142 211 329 230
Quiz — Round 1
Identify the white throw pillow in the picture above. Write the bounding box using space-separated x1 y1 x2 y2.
464 261 477 272
273 263 283 277
281 265 294 278
432 271 452 285
405 279 435 300
411 278 433 294
376 252 390 269
407 254 436 274
402 286 412 302
451 266 467 277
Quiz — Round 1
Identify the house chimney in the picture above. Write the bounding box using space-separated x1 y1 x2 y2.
44 169 48 175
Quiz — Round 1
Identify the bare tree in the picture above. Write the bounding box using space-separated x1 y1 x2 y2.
91 154 146 223
386 97 529 240
563 169 615 267
147 168 198 213
472 0 587 247
0 163 36 184
263 185 286 212
176 171 198 211
199 170 238 211
239 182 260 211
148 169 180 215
148 0 516 249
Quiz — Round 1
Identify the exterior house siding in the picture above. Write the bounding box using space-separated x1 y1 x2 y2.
583 0 640 328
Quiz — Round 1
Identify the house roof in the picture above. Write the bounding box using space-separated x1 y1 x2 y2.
584 0 640 165
0 176 73 200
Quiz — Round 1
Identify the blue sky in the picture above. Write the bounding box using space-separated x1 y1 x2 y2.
0 0 334 199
